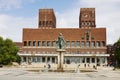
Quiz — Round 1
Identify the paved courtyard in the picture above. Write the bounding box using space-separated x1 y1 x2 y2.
0 67 120 80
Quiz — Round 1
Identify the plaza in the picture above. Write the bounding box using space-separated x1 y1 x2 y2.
0 67 120 80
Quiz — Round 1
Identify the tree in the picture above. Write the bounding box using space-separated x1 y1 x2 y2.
0 36 19 65
114 38 120 67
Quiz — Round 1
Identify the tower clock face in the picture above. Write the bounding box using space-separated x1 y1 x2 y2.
83 14 89 18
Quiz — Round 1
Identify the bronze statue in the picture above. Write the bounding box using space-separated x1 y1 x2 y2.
56 33 66 49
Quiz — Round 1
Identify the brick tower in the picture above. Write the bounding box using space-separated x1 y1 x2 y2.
38 9 56 28
79 8 96 28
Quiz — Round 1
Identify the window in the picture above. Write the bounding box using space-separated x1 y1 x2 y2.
52 41 56 47
81 41 85 47
75 57 80 63
28 41 32 46
96 52 100 54
71 41 75 47
37 57 41 62
71 57 75 63
23 57 26 62
101 58 105 63
39 21 41 26
43 21 45 26
50 21 52 26
101 41 105 47
87 58 90 63
38 41 41 46
76 51 80 54
102 52 105 54
52 57 55 63
65 57 70 64
42 41 46 47
24 41 27 46
47 57 50 63
47 41 51 47
76 41 80 47
96 41 100 47
86 51 90 54
66 41 70 47
81 51 84 54
92 58 95 63
42 57 45 63
91 51 94 54
33 41 36 46
91 41 95 47
32 57 37 62
46 21 48 26
82 58 85 63
86 41 90 47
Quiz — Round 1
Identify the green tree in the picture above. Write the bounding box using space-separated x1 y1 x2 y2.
0 37 19 65
114 38 120 67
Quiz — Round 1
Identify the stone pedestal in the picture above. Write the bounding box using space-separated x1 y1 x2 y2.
56 49 66 71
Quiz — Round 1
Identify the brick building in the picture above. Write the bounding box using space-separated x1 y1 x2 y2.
18 8 109 70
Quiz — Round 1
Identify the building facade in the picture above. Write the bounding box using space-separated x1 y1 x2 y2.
18 8 109 70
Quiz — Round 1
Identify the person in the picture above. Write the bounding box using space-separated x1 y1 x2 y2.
48 64 51 69
56 33 66 49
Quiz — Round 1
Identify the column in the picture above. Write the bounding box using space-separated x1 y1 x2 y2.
57 52 60 68
95 57 97 66
61 52 64 68
105 57 107 65
50 57 52 63
21 56 24 63
45 57 47 63
26 56 28 64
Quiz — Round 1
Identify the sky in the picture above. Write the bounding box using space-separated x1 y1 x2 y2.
0 0 120 44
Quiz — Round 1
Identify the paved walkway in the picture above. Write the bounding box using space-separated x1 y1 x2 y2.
0 67 120 80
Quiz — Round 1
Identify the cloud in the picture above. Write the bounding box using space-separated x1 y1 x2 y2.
0 14 37 41
0 0 36 10
56 0 120 44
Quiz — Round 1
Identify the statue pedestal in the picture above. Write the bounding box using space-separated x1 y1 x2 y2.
56 49 66 71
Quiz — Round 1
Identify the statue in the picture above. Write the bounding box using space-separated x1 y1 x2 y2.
56 33 66 49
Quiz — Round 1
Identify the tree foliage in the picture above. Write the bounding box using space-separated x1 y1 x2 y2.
115 38 120 67
0 36 19 65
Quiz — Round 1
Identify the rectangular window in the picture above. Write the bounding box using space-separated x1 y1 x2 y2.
52 41 56 47
96 41 100 47
82 58 85 63
87 58 90 63
66 41 70 47
37 57 41 62
42 57 45 63
82 41 85 47
24 41 27 46
52 57 55 63
75 57 80 63
86 41 90 47
71 57 75 63
71 41 75 47
32 57 37 62
47 41 51 47
33 41 36 46
47 57 50 63
42 41 46 47
28 41 32 46
92 58 95 63
101 41 105 47
38 41 41 46
91 41 95 47
76 41 80 47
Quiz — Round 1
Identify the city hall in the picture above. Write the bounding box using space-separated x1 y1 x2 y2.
18 8 109 70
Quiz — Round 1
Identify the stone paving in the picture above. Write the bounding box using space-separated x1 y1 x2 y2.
0 67 120 80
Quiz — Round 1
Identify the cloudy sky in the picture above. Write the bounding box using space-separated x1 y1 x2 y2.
0 0 120 44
